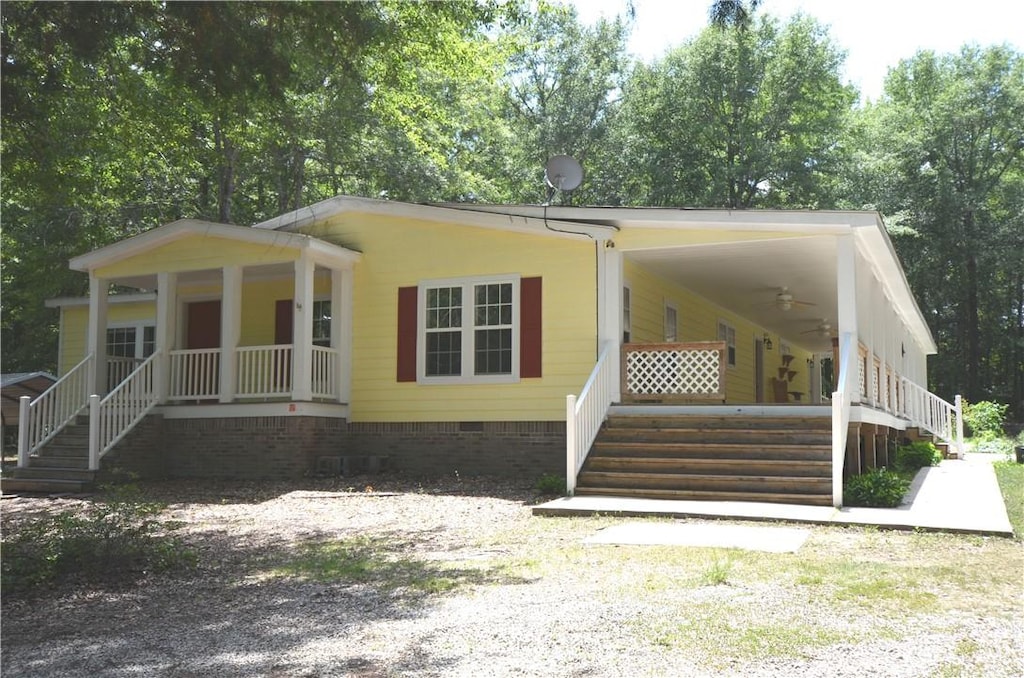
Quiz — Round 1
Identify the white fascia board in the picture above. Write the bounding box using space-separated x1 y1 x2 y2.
46 292 158 308
853 218 937 354
253 195 613 241
69 219 361 273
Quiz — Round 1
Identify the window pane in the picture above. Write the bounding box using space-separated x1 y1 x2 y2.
142 326 156 357
106 327 136 358
426 331 461 376
475 328 512 375
474 283 512 329
313 300 332 346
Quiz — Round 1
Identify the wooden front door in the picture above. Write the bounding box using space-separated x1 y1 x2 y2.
187 300 221 349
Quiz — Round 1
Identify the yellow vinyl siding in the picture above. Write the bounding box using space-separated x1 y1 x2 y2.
58 301 157 375
95 235 301 279
302 213 597 422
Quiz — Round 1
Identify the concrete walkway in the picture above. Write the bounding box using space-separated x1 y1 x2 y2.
533 454 1015 537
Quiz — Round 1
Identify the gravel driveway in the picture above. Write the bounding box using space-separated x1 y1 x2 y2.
2 477 1021 677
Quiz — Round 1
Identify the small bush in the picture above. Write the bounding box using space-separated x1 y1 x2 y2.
962 400 1008 439
974 437 1014 458
535 473 565 496
843 468 910 508
895 441 942 472
1 485 196 594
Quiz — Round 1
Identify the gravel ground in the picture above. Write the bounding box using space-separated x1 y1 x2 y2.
2 476 1022 678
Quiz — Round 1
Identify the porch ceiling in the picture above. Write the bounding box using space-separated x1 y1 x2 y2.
628 236 839 352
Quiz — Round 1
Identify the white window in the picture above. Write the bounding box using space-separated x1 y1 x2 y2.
419 275 520 383
106 323 155 359
664 303 678 342
312 299 331 347
717 320 736 367
622 285 632 344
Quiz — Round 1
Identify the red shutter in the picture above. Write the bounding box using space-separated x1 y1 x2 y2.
397 286 418 382
520 277 542 378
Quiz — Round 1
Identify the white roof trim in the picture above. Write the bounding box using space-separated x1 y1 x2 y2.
69 219 362 273
46 292 157 308
252 195 615 241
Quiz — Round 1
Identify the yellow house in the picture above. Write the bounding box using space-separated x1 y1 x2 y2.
14 197 961 507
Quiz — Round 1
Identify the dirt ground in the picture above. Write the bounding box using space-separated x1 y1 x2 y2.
2 476 1022 677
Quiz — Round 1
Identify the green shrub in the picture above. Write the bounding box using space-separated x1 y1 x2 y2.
535 473 566 496
895 441 942 472
843 468 910 508
962 400 1008 439
1 485 196 594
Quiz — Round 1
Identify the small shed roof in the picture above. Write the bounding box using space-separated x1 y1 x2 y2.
2 372 57 426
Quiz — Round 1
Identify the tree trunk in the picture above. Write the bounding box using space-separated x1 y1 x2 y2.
963 211 980 400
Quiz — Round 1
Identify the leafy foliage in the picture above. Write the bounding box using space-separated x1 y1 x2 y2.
535 472 565 496
1 485 196 594
962 400 1009 439
843 468 910 508
894 441 943 472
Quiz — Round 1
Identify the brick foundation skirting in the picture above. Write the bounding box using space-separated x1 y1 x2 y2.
105 416 565 481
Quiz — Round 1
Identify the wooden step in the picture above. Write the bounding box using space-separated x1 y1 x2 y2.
597 427 830 445
591 441 830 461
604 415 831 431
25 455 90 469
11 467 97 482
574 485 833 506
583 456 831 477
577 470 831 495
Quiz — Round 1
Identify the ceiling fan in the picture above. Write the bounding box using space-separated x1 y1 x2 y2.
800 319 834 337
758 287 817 312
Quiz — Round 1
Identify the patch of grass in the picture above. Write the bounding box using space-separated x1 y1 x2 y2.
268 536 517 594
643 603 849 665
700 556 733 585
534 473 565 496
993 460 1024 539
1 484 196 594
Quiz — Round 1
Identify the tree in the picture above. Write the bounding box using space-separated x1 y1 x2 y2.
859 45 1024 412
615 13 855 208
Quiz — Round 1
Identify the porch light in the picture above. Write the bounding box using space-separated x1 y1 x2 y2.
763 333 773 350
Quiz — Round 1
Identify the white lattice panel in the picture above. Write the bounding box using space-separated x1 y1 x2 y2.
626 348 721 395
858 358 866 397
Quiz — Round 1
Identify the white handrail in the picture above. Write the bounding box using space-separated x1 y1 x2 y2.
311 345 338 399
899 377 963 457
17 354 94 466
89 351 160 470
831 332 857 507
237 344 293 397
168 348 220 400
566 341 616 495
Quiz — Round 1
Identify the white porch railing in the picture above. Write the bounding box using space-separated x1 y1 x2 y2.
312 345 338 399
168 349 221 400
107 356 141 391
17 354 94 467
900 378 964 457
831 333 857 507
621 341 727 402
566 342 616 495
89 351 160 470
237 345 293 398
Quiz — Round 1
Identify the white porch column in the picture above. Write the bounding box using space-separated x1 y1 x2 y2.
836 234 859 403
333 267 353 404
292 255 314 401
866 274 880 408
219 265 243 403
155 272 178 404
87 274 109 396
598 244 623 402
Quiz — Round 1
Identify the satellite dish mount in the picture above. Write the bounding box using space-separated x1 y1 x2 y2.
544 155 583 204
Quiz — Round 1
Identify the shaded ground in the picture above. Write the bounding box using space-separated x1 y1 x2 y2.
2 476 1022 677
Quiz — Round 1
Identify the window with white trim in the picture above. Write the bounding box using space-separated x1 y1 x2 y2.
717 320 736 367
622 285 632 344
664 303 678 342
312 299 332 347
420 276 519 382
106 323 156 359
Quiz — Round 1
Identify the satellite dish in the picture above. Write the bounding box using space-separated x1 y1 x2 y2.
544 155 583 192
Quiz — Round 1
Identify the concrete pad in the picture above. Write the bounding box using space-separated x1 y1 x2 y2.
584 521 811 553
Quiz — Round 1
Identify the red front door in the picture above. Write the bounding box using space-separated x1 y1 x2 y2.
187 301 221 349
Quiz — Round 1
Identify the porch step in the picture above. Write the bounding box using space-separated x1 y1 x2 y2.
576 412 834 506
24 455 90 469
8 466 97 482
0 477 94 494
574 486 834 507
